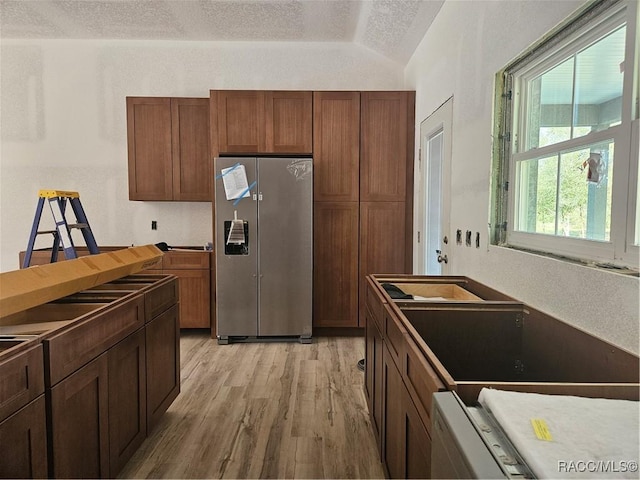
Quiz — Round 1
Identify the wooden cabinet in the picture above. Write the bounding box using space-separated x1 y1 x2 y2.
145 304 180 431
359 201 407 326
171 98 212 201
50 353 110 478
364 304 384 456
403 388 432 479
382 342 404 479
313 202 359 328
0 396 48 479
358 91 414 326
210 90 414 330
0 343 47 479
360 91 411 202
108 328 147 476
149 250 211 329
312 92 361 328
127 97 210 201
313 92 360 201
365 277 441 479
213 90 312 154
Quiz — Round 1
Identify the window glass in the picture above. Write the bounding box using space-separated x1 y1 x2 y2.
525 26 626 151
574 26 626 133
516 155 558 234
527 58 574 149
516 140 613 241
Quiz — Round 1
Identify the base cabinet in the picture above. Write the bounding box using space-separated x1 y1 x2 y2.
108 329 147 476
365 305 384 455
0 396 48 479
383 344 405 479
148 250 211 329
49 354 110 479
146 304 180 431
365 278 437 479
404 388 432 479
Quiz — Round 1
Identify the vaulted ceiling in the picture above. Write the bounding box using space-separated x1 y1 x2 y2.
0 0 444 64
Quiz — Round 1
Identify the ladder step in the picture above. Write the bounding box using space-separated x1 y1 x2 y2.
36 230 57 235
68 223 89 229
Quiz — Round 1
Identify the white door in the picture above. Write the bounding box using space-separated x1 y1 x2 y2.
415 98 453 275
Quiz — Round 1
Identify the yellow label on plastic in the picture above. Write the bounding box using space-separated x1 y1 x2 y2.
531 418 553 441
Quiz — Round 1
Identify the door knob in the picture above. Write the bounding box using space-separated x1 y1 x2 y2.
435 249 448 264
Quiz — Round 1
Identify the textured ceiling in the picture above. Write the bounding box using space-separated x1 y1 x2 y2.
0 0 444 63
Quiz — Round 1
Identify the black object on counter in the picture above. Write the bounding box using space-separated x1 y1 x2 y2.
381 283 413 299
155 242 170 252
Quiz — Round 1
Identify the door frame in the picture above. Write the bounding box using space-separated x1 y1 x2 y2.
414 97 453 275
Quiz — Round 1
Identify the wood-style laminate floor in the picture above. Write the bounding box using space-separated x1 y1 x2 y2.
118 332 385 479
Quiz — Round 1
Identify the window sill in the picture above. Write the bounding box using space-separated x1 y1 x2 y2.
496 243 640 277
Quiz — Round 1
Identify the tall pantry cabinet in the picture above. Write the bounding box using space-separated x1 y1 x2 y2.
313 92 361 328
359 92 414 326
312 91 414 328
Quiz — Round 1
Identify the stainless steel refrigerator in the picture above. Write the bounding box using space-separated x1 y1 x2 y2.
214 157 313 344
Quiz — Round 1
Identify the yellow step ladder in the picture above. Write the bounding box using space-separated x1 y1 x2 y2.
23 190 100 268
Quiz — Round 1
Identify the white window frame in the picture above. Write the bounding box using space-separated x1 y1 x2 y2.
495 0 639 269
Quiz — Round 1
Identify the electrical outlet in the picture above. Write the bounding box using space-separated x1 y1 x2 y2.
465 230 472 247
151 220 157 230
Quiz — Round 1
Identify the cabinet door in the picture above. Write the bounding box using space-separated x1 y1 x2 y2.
265 91 312 153
108 328 147 477
127 97 173 200
146 304 180 431
50 354 109 479
171 98 211 201
0 396 48 479
404 388 432 479
383 343 405 479
360 91 412 202
216 90 266 153
359 201 406 326
163 268 210 328
313 91 360 201
313 202 359 327
365 307 384 458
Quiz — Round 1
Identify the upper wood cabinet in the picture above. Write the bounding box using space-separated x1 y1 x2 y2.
360 91 414 202
213 90 312 154
313 91 360 202
127 97 211 201
172 98 212 201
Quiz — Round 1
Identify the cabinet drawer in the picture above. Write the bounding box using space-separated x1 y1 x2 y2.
0 343 44 422
384 304 405 369
144 277 179 322
162 251 210 269
365 276 384 330
403 334 445 432
45 296 145 386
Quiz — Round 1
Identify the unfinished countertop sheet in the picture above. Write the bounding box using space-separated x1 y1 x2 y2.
478 388 639 479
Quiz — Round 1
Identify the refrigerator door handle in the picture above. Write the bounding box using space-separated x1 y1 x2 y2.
252 193 257 201
258 192 263 201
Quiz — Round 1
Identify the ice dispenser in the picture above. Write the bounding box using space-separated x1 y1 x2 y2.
224 219 249 255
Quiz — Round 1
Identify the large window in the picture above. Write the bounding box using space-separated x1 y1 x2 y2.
493 0 639 268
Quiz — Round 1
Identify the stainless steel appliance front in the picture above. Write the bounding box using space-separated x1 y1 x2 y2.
214 157 313 343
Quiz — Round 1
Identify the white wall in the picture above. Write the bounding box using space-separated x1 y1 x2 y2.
405 0 639 354
0 39 404 272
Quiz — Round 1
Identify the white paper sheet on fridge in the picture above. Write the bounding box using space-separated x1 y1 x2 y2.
221 164 250 201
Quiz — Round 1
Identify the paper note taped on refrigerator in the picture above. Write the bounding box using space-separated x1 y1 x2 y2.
221 164 251 201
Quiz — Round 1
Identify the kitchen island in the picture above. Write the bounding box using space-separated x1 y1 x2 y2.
364 274 639 479
0 246 180 479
